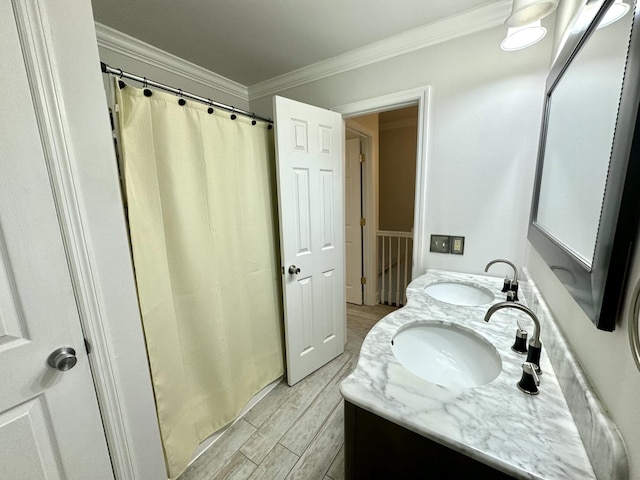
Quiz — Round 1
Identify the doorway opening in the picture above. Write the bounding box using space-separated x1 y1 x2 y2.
344 104 420 308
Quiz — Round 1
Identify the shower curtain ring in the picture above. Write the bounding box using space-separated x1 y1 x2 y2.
230 107 237 120
178 89 186 106
142 77 153 97
207 99 214 114
251 115 257 126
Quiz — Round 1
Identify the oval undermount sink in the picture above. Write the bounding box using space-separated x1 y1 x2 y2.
391 322 501 388
424 281 494 306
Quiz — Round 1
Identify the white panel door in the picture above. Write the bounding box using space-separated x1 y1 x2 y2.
0 2 113 479
274 96 346 386
345 138 363 305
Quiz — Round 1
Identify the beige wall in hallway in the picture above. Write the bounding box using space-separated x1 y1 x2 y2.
378 106 418 232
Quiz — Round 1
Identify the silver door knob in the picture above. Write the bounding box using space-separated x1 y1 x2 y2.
288 265 301 274
47 347 77 371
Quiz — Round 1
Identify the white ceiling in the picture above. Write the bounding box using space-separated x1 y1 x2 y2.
91 1 502 86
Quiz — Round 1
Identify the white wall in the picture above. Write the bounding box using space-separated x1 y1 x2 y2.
251 24 552 280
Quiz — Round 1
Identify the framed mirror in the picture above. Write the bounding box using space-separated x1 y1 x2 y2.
529 0 640 330
630 278 640 370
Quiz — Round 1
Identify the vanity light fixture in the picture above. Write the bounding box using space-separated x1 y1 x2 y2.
501 21 547 50
501 0 558 51
505 0 559 27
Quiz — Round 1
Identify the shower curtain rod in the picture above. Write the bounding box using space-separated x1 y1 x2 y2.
100 62 273 125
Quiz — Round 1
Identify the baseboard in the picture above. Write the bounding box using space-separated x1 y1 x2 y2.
188 377 283 465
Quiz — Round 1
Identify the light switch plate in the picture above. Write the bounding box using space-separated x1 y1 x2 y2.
451 236 465 255
430 235 450 253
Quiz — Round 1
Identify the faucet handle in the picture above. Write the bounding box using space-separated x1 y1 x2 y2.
517 362 540 395
508 280 519 302
512 320 528 354
526 342 542 375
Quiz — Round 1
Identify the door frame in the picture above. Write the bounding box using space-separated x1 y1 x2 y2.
344 134 364 305
344 124 375 305
15 1 166 478
334 86 431 302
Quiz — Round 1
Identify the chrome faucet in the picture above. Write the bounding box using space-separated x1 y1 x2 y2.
485 259 519 301
484 302 542 375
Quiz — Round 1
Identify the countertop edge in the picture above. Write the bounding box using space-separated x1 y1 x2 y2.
522 267 629 480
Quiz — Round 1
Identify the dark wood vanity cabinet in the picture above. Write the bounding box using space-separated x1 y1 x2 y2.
344 401 515 479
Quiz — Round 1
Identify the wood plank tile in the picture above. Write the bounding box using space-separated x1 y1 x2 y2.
240 353 350 465
326 445 344 480
247 443 298 480
180 303 392 480
345 304 395 353
280 355 355 455
284 403 344 480
211 452 256 480
243 380 294 429
346 303 396 320
179 419 256 480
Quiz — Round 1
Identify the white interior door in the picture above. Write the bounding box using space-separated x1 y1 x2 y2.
345 138 364 305
0 2 113 478
274 96 346 386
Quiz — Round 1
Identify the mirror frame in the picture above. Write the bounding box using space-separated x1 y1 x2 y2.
529 0 640 331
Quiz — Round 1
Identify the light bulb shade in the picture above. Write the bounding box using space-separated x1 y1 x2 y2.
501 21 547 50
505 0 559 27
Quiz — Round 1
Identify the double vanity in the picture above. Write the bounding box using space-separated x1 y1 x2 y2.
340 269 628 479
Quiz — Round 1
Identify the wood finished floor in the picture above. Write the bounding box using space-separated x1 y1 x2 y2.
178 303 398 480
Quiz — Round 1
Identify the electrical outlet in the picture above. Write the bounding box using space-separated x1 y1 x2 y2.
451 236 465 255
430 235 450 253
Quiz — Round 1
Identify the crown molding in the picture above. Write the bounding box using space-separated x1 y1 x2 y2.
248 0 511 100
94 23 249 102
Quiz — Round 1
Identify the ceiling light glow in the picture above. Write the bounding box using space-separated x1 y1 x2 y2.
501 21 547 51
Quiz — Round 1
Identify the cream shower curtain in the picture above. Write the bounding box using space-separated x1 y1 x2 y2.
116 85 284 479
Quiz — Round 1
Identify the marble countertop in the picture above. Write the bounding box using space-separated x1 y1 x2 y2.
340 269 596 480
